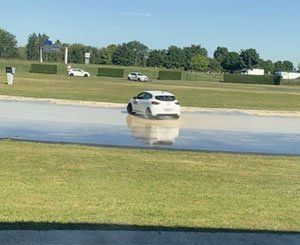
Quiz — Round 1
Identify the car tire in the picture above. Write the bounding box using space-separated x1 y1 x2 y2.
127 103 135 115
69 73 74 77
138 78 141 82
128 77 131 81
173 115 180 120
84 74 88 77
145 107 154 119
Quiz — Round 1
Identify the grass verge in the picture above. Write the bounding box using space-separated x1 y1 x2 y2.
0 73 300 110
0 140 299 231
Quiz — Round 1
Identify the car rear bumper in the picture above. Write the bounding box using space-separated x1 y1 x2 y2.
151 106 181 116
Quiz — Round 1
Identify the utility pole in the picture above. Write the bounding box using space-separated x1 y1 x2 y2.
39 47 43 63
64 46 68 64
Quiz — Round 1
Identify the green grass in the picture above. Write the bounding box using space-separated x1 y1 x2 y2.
0 72 300 110
0 59 219 81
0 140 299 231
0 59 300 110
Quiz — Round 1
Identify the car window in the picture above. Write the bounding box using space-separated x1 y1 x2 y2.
155 95 176 101
137 93 145 99
131 73 136 75
144 93 153 99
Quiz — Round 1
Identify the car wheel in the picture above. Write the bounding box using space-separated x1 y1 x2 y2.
69 73 74 77
173 115 180 120
84 74 88 77
145 107 154 119
127 103 135 115
138 78 142 82
128 77 131 81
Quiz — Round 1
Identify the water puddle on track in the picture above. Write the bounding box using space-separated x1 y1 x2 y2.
0 100 300 155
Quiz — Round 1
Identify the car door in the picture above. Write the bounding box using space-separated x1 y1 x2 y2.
130 72 137 80
78 69 84 77
133 92 145 112
74 69 80 76
140 92 152 112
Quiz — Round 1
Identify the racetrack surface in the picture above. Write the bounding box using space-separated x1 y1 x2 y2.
1 100 300 155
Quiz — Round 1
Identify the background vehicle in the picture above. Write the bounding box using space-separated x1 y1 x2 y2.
127 72 148 82
241 68 265 75
127 91 181 119
68 68 90 77
274 71 300 80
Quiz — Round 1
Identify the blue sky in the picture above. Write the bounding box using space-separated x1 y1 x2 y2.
0 0 299 65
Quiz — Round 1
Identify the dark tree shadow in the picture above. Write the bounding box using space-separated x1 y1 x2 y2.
0 222 299 234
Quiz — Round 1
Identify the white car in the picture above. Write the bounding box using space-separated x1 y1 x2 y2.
127 72 148 82
127 91 181 119
68 68 90 77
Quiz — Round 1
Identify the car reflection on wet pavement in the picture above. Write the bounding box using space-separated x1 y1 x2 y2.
126 115 180 146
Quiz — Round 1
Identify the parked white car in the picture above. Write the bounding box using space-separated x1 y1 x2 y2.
127 72 148 82
68 68 90 77
127 91 181 119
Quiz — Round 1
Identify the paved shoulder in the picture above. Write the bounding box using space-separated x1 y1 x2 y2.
0 230 299 245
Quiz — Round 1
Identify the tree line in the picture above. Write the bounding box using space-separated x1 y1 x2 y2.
1 27 299 73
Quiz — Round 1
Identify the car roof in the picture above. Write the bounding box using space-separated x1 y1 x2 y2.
143 91 175 96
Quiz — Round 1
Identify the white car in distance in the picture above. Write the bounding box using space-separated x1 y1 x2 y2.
128 72 148 82
127 91 181 119
68 68 90 77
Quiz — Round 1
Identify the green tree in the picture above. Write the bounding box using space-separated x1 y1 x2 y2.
240 48 260 69
183 45 207 70
26 33 49 60
257 59 275 74
190 54 209 72
221 52 244 73
208 58 222 73
146 49 166 67
100 44 118 64
112 44 134 66
274 61 282 71
26 33 39 60
17 47 27 60
112 41 149 66
0 28 18 58
68 43 87 63
281 60 294 72
274 60 294 72
213 47 229 63
164 46 185 69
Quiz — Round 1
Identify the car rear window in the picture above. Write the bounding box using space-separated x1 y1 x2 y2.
155 95 176 101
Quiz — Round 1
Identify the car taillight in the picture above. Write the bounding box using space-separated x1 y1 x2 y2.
175 101 180 105
151 101 160 105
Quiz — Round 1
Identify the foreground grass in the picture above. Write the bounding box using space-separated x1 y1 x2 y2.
0 73 300 110
0 140 299 231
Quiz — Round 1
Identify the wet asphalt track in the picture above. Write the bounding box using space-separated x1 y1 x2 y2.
0 100 300 155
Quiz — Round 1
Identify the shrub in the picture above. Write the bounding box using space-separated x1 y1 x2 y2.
159 70 182 80
98 68 124 78
30 64 58 74
223 74 281 85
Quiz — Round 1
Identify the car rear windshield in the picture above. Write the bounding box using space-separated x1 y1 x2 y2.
155 95 176 101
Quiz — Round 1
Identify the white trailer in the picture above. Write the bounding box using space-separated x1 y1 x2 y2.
275 71 300 80
241 69 265 75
